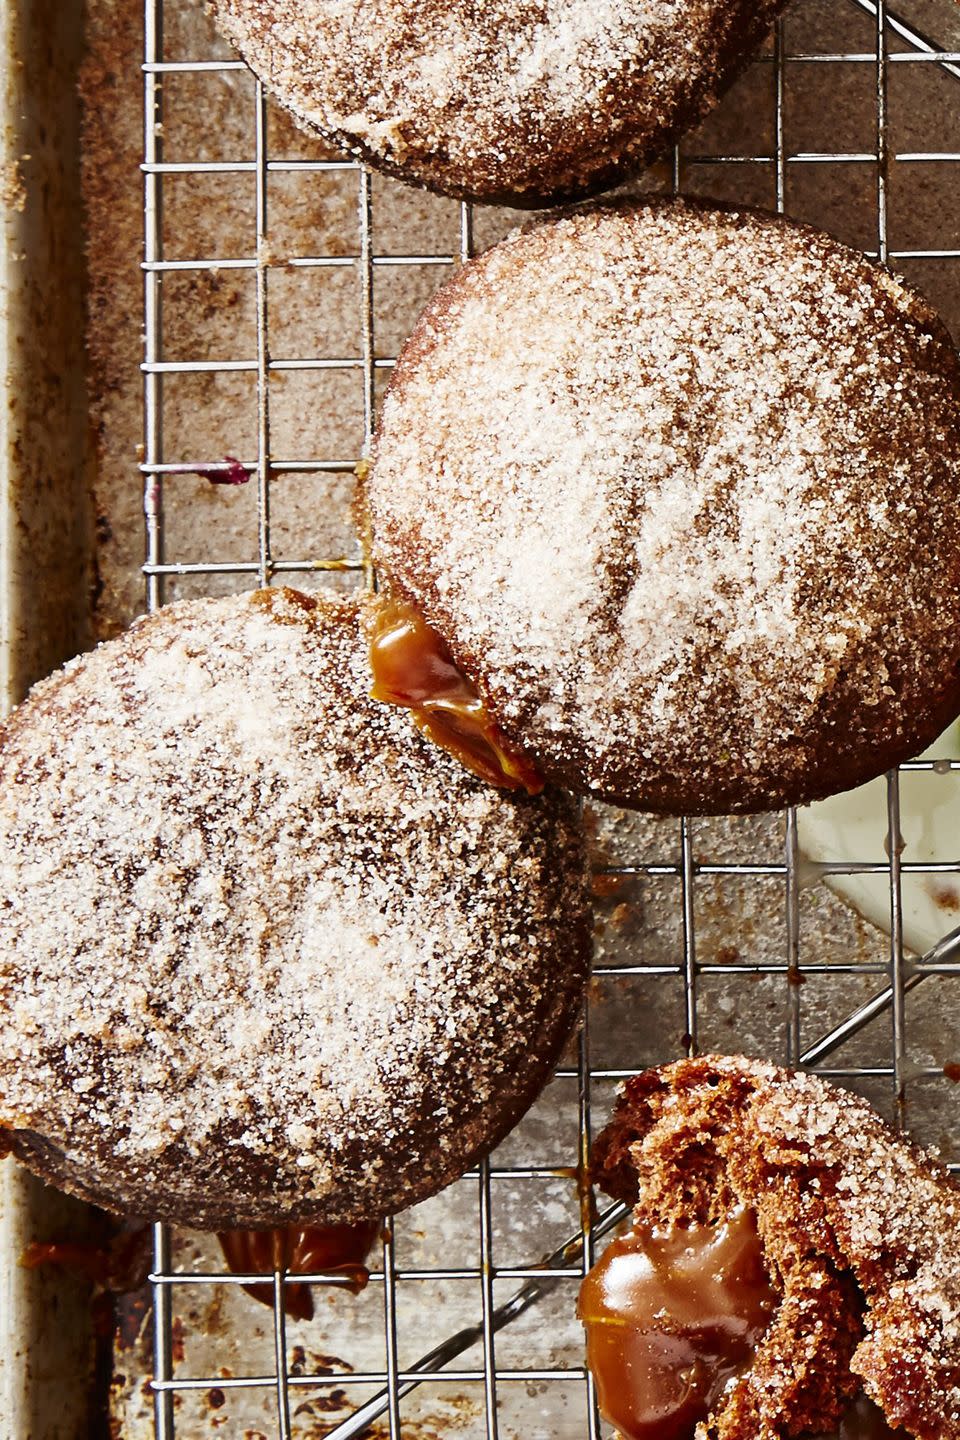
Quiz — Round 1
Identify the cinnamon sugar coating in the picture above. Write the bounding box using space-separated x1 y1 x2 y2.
0 588 591 1229
366 199 960 815
592 1055 960 1440
209 0 785 206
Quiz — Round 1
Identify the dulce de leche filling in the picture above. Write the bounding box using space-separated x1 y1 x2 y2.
369 598 544 795
577 1208 777 1440
578 1212 904 1440
218 1220 379 1322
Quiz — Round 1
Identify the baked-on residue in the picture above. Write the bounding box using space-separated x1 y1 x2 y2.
0 588 591 1229
209 0 786 204
366 199 960 815
593 1055 960 1440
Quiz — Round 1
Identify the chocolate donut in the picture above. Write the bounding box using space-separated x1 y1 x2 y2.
209 0 786 206
365 199 960 815
588 1055 960 1440
0 588 591 1230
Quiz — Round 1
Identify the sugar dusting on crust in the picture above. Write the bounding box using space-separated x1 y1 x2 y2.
368 200 960 814
0 589 591 1229
209 0 786 202
592 1055 960 1440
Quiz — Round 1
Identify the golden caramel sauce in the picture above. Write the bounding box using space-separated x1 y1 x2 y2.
578 1209 777 1440
369 598 544 794
217 1220 379 1322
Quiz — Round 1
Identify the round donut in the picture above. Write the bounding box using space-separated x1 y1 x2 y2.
209 0 786 206
591 1055 960 1440
0 588 591 1230
365 199 960 815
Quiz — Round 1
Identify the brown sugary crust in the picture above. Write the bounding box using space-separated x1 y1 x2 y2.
0 588 592 1230
209 0 786 207
366 198 960 815
592 1055 960 1440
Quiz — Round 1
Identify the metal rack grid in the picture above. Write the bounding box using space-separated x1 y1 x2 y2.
137 0 960 1435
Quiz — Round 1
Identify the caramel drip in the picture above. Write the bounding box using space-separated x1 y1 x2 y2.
23 1222 380 1325
217 1220 380 1322
369 598 544 795
578 1209 777 1440
20 1224 152 1292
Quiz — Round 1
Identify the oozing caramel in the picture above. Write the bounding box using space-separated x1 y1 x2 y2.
218 1220 379 1322
369 598 544 794
578 1208 777 1440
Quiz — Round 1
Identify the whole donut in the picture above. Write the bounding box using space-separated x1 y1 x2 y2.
365 199 960 815
0 588 591 1229
210 0 787 205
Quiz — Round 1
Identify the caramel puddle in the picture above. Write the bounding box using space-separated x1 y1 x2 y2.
217 1220 379 1322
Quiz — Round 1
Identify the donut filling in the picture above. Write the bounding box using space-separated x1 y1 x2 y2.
578 1208 776 1440
218 1220 379 1321
369 598 543 794
579 1210 904 1440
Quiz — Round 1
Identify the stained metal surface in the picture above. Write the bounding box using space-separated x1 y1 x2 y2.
122 1 960 1435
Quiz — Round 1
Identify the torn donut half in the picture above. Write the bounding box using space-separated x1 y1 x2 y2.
585 1055 960 1440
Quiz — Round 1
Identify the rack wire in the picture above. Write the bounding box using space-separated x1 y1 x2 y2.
137 0 960 1435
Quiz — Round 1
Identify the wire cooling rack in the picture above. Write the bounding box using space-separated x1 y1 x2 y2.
136 0 960 1435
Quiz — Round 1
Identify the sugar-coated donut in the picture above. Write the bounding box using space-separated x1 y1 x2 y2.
210 0 786 206
365 199 960 815
0 588 591 1230
591 1055 960 1440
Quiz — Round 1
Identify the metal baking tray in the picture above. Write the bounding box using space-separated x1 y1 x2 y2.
3 0 960 1435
